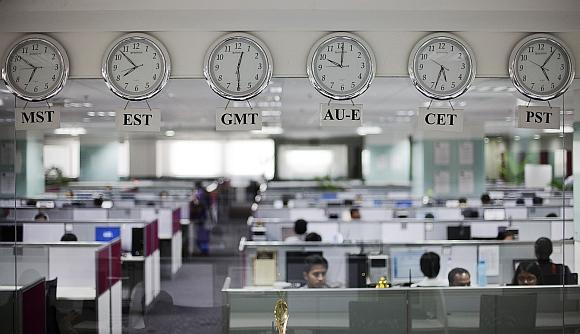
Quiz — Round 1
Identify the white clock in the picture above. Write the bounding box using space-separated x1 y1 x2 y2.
306 32 376 100
408 33 476 100
1 34 70 102
102 33 171 101
509 34 575 101
204 33 273 101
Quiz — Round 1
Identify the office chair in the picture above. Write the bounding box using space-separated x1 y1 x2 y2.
45 278 60 334
479 294 537 334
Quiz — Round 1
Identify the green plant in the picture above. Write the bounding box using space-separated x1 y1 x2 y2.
314 175 343 191
500 154 526 184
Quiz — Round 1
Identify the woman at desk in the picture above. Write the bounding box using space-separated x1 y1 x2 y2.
512 261 543 285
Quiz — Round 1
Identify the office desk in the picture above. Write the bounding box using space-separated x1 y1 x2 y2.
57 286 96 300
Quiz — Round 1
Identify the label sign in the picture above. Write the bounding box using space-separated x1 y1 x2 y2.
320 103 362 127
216 108 262 131
418 107 463 132
116 108 161 132
15 107 61 130
517 106 559 129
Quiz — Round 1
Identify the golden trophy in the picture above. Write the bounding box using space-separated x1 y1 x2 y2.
274 293 289 334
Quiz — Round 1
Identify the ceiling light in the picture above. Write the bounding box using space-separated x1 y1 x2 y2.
407 110 415 116
251 126 284 135
97 111 105 117
107 111 116 117
269 87 283 94
87 111 95 116
165 130 175 137
505 117 512 122
458 101 467 107
533 134 541 140
514 136 520 141
356 126 382 136
54 127 87 136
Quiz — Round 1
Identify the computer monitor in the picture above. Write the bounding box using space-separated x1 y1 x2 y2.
286 251 323 285
0 225 22 242
447 225 471 240
390 249 424 283
95 226 121 242
483 208 506 220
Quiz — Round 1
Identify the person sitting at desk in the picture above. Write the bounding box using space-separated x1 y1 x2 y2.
34 211 48 222
350 208 361 220
412 252 448 287
497 230 516 240
302 254 329 288
285 219 308 242
448 267 471 286
480 193 492 205
60 233 78 242
305 232 322 241
534 237 572 285
512 261 543 285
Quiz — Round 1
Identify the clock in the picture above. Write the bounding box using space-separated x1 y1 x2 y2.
306 32 375 100
508 34 575 101
408 33 476 100
102 33 171 101
1 34 69 102
204 33 273 101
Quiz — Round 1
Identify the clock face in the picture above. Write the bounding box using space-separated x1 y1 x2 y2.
102 33 171 101
509 34 575 101
409 33 476 100
204 33 273 101
2 35 69 101
307 33 375 100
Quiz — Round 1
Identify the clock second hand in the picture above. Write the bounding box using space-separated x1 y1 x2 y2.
433 67 443 90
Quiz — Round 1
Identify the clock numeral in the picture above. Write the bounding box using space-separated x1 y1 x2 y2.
557 53 561 60
358 73 362 79
134 85 139 92
33 86 38 93
153 53 157 60
258 63 262 70
235 42 242 50
15 77 20 83
428 45 435 51
528 46 534 53
54 64 59 70
326 45 333 52
451 82 456 88
551 83 555 89
340 84 345 91
438 42 446 49
255 74 259 80
124 82 128 89
350 45 353 51
430 81 435 88
519 64 524 71
225 45 231 52
32 44 39 51
44 83 49 89
520 55 528 61
351 82 356 88
226 82 231 89
560 63 565 70
321 75 326 81
538 43 545 51
247 45 251 52
319 54 327 61
357 52 362 59
21 47 28 54
441 85 445 91
44 47 48 53
457 52 462 59
531 82 535 88
11 66 16 72
330 82 334 88
461 63 466 69
247 82 252 89
214 64 219 70
458 74 463 80
113 64 118 70
540 85 545 92
156 63 160 69
146 82 150 89
422 74 427 80
255 53 259 60
218 75 223 81
557 74 562 81
421 53 428 60
522 75 527 82
115 54 122 61
153 74 157 80
51 75 56 81
14 55 21 62
132 42 140 50
317 64 323 71
419 64 423 70
123 45 129 52
451 45 454 51
145 45 149 52
52 53 56 60
361 62 365 69
116 75 120 81
216 54 224 61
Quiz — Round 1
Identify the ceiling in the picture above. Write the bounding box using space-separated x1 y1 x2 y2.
0 76 576 140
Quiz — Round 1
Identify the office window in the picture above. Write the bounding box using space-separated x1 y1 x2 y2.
277 145 348 179
224 140 275 179
157 140 222 177
43 138 80 178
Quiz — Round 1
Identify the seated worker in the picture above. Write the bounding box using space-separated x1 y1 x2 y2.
480 193 492 205
448 267 471 286
412 252 448 287
305 232 322 241
532 196 544 206
515 198 525 206
34 211 48 222
60 233 78 242
350 208 361 220
545 212 558 218
285 219 308 242
512 261 543 285
459 197 479 218
302 254 329 288
535 237 572 284
497 230 516 240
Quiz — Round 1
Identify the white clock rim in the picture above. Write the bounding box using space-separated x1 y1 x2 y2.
508 33 576 101
1 34 70 102
101 32 172 102
408 32 477 101
203 32 273 101
306 32 376 101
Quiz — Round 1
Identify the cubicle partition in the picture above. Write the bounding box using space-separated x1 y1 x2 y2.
223 285 580 333
0 278 46 334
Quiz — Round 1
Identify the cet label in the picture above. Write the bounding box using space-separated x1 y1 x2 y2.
418 107 464 132
320 104 363 127
516 106 559 130
15 107 61 130
216 108 262 131
116 108 161 132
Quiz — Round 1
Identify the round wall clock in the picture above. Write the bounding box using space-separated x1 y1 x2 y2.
508 34 575 101
306 32 376 100
203 33 273 101
1 34 70 102
102 33 171 101
408 33 476 100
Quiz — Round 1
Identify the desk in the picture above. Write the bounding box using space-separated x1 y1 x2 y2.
57 286 96 300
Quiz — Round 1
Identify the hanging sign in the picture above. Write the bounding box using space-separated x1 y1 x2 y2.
320 104 363 127
15 107 61 130
216 108 262 131
116 108 161 132
516 106 559 129
418 108 463 132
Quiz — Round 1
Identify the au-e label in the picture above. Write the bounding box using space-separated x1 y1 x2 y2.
320 104 362 127
418 107 463 132
15 107 61 130
216 108 262 131
516 106 559 129
116 108 161 132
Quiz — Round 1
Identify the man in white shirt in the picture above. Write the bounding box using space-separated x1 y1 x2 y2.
285 219 308 242
301 254 329 288
412 252 448 287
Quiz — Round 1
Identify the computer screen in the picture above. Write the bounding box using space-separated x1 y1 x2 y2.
483 208 506 220
0 225 22 242
95 226 121 242
447 225 471 240
286 251 323 284
390 249 424 282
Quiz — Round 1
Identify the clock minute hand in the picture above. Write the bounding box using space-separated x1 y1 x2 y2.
120 51 137 68
326 59 342 67
20 57 37 69
541 50 556 67
340 43 345 67
433 67 443 90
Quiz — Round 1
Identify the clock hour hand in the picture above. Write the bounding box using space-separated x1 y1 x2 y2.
431 59 449 71
540 67 550 81
123 64 143 77
236 52 244 90
340 43 345 67
433 67 443 90
326 59 342 67
120 51 137 68
441 66 447 82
